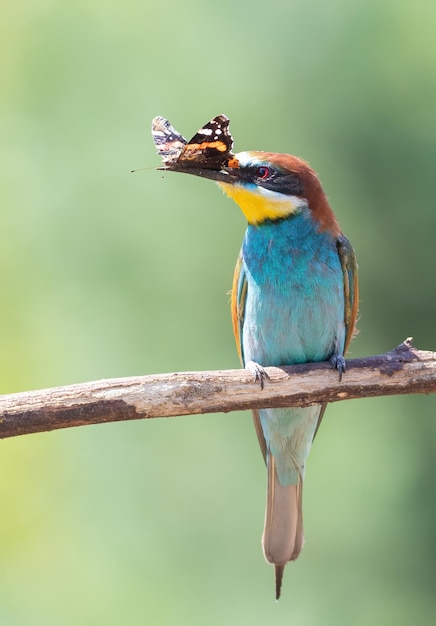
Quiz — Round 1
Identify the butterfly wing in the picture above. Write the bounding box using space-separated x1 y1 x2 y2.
177 114 234 169
152 115 235 170
152 116 187 165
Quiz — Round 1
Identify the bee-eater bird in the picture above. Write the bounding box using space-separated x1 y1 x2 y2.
152 115 359 599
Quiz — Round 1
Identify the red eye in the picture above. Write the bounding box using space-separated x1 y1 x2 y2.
256 166 270 179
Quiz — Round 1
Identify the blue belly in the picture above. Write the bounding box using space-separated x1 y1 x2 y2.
241 211 345 486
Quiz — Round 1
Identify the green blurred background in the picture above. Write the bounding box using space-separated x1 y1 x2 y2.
1 1 435 624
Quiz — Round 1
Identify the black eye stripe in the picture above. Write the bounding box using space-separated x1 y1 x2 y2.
239 165 304 197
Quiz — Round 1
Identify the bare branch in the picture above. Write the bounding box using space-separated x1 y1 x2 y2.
0 338 435 440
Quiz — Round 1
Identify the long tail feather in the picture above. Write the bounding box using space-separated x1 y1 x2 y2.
263 456 304 599
291 481 304 560
275 565 285 600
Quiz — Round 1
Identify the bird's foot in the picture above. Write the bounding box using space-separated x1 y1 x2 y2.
330 354 346 382
246 360 270 390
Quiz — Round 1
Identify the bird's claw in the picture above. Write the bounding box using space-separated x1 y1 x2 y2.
331 354 346 382
246 360 270 390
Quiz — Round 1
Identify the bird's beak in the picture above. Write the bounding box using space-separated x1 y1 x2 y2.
156 165 240 184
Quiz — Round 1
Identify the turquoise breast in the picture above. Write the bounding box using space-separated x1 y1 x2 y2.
241 209 345 368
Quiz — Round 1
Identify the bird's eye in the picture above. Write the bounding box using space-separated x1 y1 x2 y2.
256 166 270 179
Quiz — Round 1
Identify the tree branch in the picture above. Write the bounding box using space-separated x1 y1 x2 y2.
0 338 434 440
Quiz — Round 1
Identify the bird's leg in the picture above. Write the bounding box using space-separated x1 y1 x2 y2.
246 360 270 390
330 354 346 382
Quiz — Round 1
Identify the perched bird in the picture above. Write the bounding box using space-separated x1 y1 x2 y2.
152 116 359 599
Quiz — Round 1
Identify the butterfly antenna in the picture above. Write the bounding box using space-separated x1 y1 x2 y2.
130 166 156 174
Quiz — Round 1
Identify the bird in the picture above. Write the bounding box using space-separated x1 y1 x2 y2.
152 115 359 599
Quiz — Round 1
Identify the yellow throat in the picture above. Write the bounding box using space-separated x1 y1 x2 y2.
218 182 301 225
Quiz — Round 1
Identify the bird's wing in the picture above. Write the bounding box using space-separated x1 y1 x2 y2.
231 252 246 365
337 235 359 353
231 253 268 462
313 235 359 441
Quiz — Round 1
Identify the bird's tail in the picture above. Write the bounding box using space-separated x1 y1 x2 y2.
262 455 304 600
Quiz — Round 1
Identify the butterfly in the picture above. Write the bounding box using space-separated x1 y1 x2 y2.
152 115 236 170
